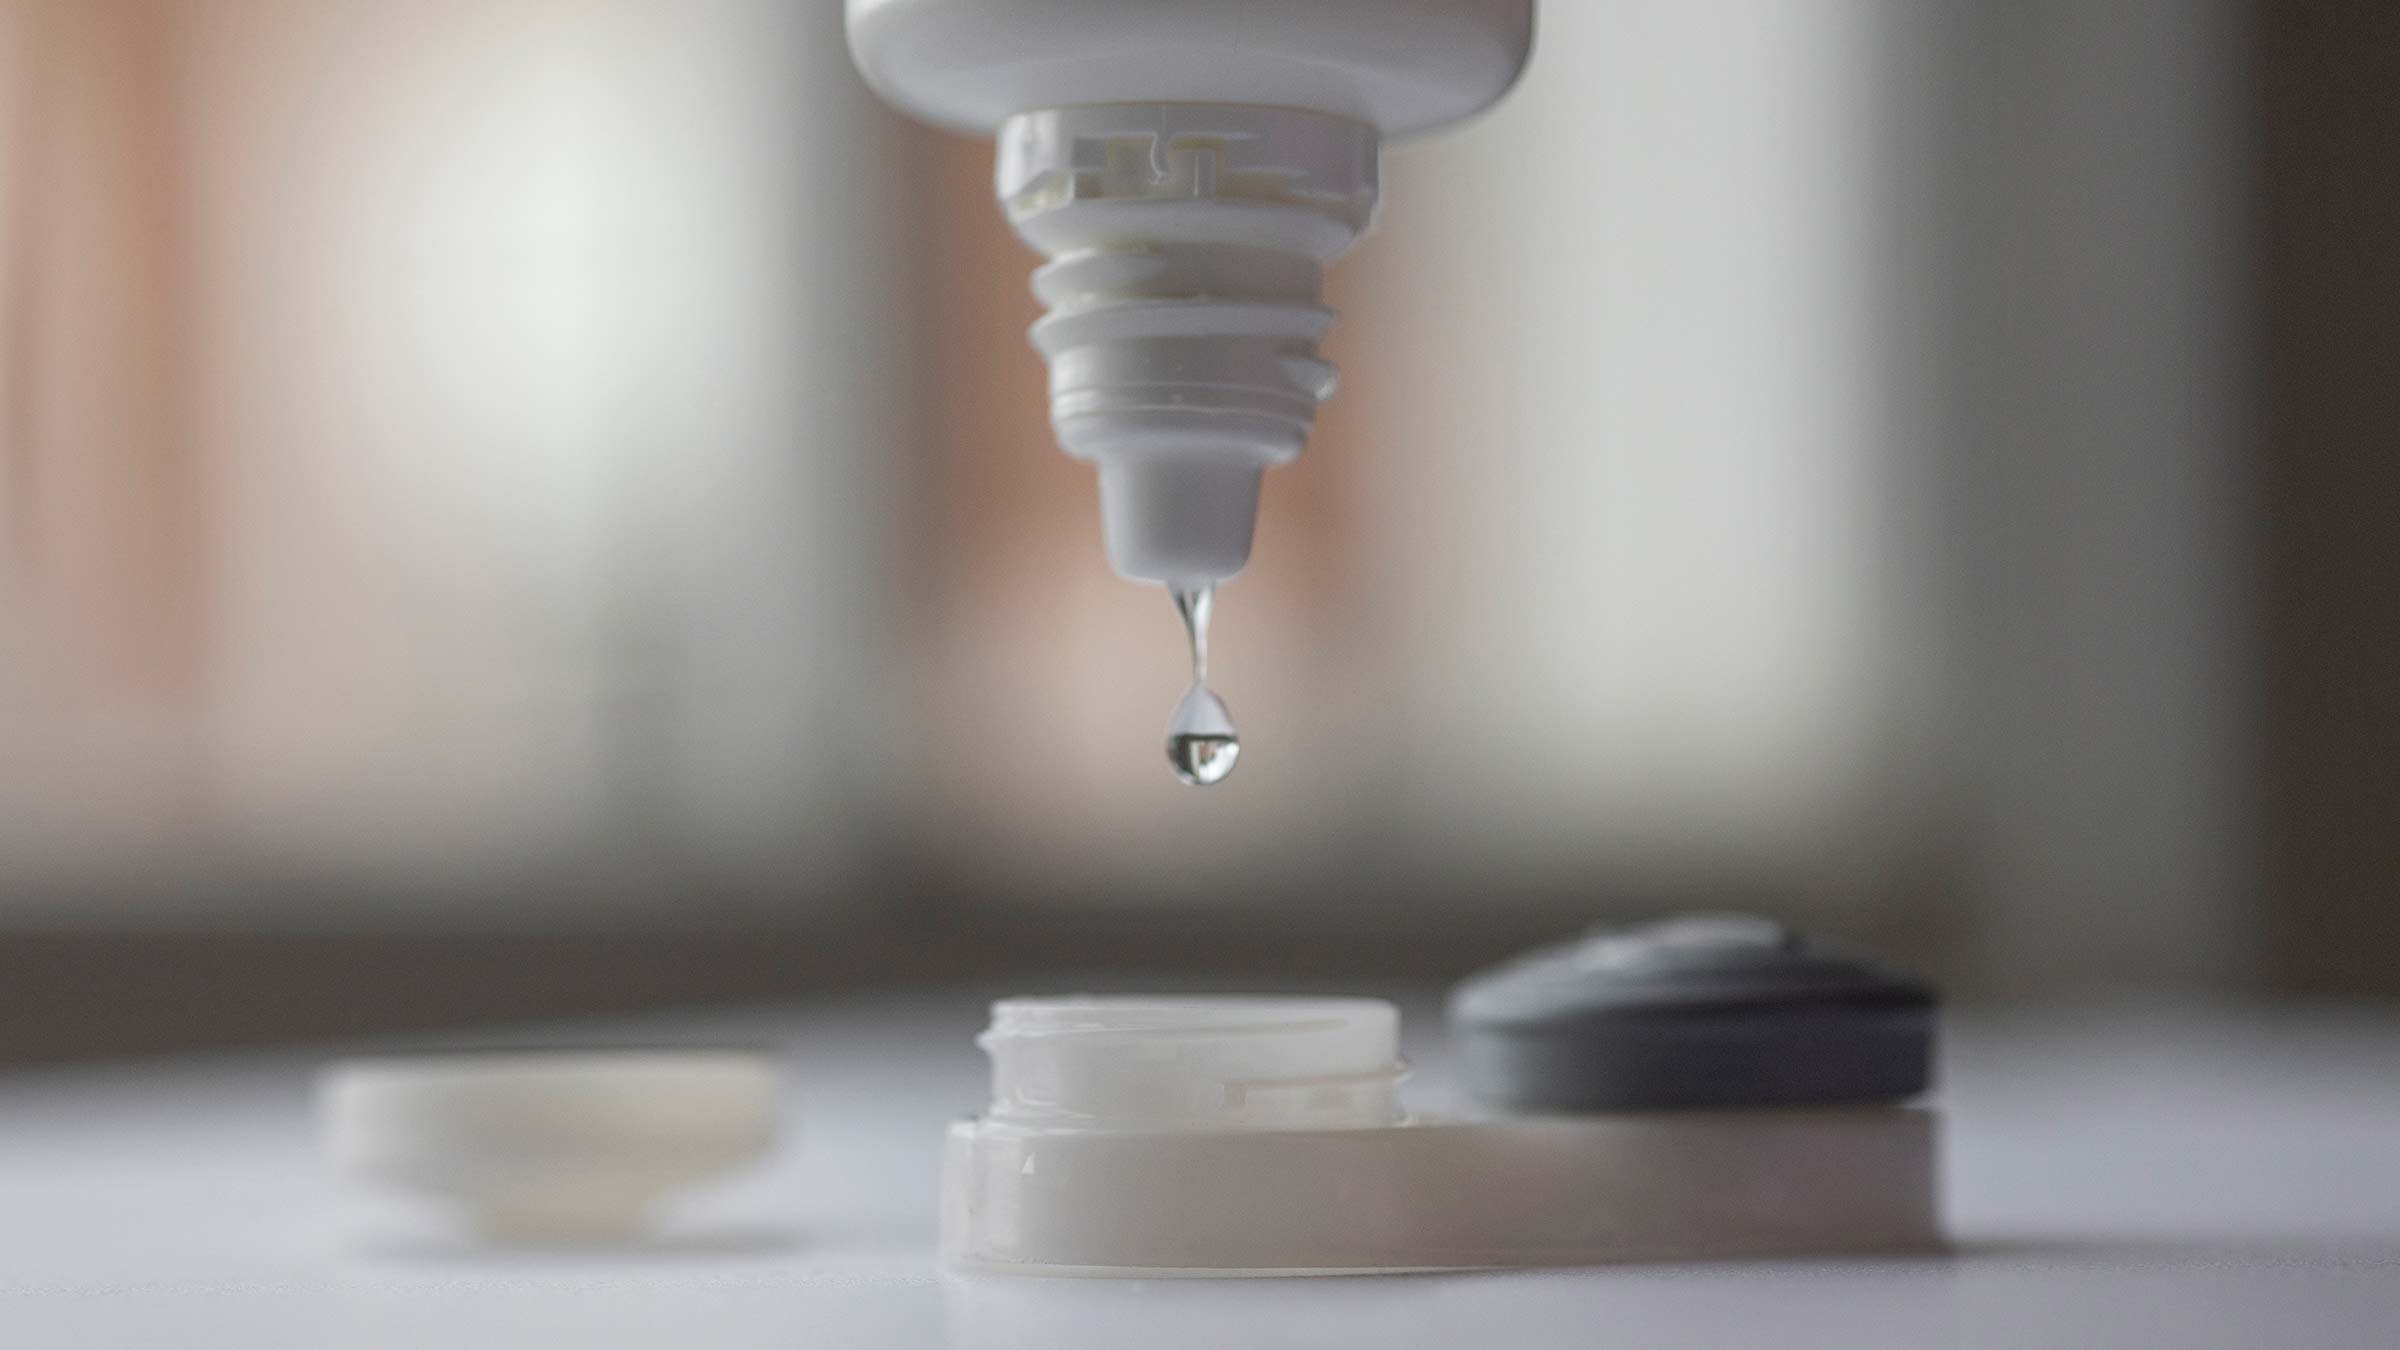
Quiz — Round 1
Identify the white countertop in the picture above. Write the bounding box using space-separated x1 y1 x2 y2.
4 995 2397 1348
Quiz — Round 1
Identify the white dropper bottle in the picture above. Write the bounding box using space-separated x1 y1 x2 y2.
848 0 1534 779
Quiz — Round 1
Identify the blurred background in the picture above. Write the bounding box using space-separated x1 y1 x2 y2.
0 0 2390 1064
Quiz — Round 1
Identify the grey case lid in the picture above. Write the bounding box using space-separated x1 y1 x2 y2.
1447 914 1935 1111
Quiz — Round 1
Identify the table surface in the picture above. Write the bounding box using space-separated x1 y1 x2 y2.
4 994 2398 1349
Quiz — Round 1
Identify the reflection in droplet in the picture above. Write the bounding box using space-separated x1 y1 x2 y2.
1167 684 1240 786
1165 584 1239 786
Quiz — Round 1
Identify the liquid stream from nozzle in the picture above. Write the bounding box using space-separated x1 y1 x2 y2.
1166 584 1239 786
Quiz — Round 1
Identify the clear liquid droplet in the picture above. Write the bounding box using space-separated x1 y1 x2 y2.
1166 584 1238 786
1167 684 1240 786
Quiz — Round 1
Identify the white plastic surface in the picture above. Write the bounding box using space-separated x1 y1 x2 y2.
846 0 1535 139
946 1108 1941 1276
321 1051 778 1242
943 997 1941 1275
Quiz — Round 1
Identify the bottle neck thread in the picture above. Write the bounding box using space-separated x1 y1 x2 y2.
994 104 1380 584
